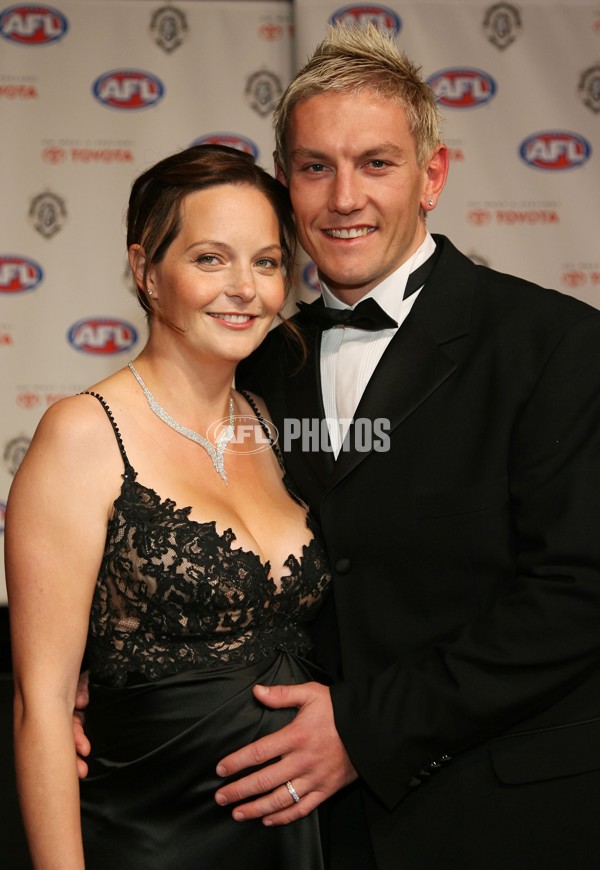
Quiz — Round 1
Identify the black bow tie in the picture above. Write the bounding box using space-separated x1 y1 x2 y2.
296 296 398 331
296 244 440 332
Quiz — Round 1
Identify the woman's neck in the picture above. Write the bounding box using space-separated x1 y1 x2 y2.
129 350 236 429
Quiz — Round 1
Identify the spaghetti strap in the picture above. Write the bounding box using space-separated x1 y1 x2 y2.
81 391 134 478
238 389 310 509
238 388 285 470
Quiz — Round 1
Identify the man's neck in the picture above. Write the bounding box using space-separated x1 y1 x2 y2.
319 233 434 308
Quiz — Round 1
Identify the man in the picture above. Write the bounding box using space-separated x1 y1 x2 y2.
213 23 600 870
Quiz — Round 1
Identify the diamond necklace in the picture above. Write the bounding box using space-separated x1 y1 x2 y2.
128 361 235 485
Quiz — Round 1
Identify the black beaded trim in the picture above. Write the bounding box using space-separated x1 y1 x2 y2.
238 389 284 467
238 389 308 509
80 391 135 479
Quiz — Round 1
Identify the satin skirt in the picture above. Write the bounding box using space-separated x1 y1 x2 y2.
80 652 324 870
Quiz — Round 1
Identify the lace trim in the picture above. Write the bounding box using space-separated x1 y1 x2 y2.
82 392 331 688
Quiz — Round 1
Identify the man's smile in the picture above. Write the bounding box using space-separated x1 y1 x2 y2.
324 227 376 239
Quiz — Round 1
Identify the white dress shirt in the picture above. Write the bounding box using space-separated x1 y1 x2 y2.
319 233 436 456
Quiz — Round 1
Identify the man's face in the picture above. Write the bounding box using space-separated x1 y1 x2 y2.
280 90 445 304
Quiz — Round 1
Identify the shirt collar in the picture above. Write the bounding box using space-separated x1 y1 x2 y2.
319 232 436 320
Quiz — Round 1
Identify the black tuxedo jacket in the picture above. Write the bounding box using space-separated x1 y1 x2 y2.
237 236 600 869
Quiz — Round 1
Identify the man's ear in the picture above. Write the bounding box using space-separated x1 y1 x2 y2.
421 144 449 212
273 152 288 187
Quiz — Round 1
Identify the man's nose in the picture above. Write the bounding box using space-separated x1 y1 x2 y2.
328 168 364 214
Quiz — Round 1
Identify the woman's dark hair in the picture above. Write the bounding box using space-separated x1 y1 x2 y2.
127 144 297 316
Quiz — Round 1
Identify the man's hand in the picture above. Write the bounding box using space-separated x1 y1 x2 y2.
73 670 91 778
214 681 358 825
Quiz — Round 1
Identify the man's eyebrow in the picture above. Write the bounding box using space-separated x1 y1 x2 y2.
289 147 330 161
361 144 405 158
289 143 406 161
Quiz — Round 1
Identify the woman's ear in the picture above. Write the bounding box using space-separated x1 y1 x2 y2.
127 245 152 296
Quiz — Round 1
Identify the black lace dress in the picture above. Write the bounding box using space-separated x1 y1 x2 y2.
79 394 331 870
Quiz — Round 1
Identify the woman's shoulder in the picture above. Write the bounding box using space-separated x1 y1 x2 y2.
38 378 119 440
22 371 130 479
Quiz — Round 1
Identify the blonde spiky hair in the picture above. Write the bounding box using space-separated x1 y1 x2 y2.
274 23 442 174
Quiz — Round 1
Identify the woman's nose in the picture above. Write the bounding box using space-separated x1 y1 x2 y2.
224 267 256 301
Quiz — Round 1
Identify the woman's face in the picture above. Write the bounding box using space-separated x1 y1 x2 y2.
133 183 286 364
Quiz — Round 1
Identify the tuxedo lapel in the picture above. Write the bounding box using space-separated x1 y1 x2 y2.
330 236 474 488
283 321 336 484
329 317 456 486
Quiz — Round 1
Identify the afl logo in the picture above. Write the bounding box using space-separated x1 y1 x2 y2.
428 68 496 108
92 70 164 110
0 4 68 45
302 262 321 293
0 255 43 293
519 131 591 171
329 5 401 34
191 134 259 158
67 318 138 354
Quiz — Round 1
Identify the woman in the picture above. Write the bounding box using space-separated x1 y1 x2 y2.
6 145 330 870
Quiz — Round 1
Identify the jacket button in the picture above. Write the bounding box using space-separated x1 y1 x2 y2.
335 558 351 574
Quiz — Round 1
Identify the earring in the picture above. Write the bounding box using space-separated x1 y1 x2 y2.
427 199 434 207
147 289 153 296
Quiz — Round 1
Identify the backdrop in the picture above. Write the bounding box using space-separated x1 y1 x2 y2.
1 0 599 603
